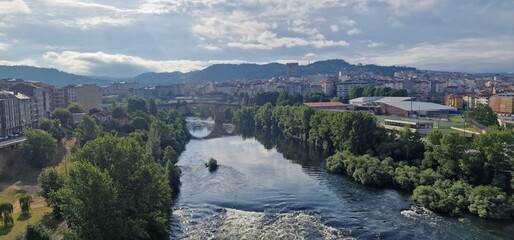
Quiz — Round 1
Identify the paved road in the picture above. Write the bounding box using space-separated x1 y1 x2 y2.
0 136 27 149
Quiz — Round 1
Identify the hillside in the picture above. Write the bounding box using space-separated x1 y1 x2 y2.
134 60 415 85
0 60 416 87
0 65 109 87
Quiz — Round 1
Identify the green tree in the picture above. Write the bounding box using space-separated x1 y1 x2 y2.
412 180 471 216
426 129 444 146
66 102 83 114
466 104 498 127
163 146 178 165
38 118 65 141
127 98 148 113
468 185 512 219
276 91 292 106
394 165 420 190
51 108 71 126
56 162 128 239
472 127 514 191
74 136 172 239
147 98 158 115
131 117 149 131
25 223 51 240
0 202 13 228
74 115 103 146
38 168 65 218
362 86 375 97
20 129 57 168
112 106 128 119
349 86 364 99
19 195 32 216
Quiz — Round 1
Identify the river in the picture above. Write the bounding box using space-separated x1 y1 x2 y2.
170 118 514 239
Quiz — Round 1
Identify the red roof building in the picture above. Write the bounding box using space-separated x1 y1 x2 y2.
303 102 348 111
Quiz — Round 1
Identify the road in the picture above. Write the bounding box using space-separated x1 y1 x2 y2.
0 136 27 149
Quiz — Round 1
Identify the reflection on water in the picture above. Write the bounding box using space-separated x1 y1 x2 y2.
186 117 214 138
186 117 236 138
171 130 514 240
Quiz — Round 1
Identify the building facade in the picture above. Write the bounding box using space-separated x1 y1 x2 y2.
490 92 514 114
0 90 33 137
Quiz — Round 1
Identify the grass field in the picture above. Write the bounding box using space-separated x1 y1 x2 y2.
0 137 76 239
0 206 52 240
374 114 479 134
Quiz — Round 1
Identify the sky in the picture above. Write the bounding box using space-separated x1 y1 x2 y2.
0 0 513 77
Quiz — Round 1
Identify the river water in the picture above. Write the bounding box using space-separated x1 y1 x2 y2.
170 119 514 239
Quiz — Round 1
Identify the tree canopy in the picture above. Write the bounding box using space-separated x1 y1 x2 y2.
20 129 57 168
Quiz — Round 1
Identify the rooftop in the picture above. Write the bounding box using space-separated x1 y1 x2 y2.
384 101 456 112
304 102 347 108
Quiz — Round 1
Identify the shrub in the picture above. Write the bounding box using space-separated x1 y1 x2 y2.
205 158 219 172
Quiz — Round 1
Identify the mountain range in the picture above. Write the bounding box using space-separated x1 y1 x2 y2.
0 59 416 87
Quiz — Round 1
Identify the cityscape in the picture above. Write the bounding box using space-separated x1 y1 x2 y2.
0 0 513 239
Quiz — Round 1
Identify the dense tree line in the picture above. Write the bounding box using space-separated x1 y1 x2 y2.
234 104 514 220
244 91 333 107
34 98 190 239
349 86 408 99
466 104 498 127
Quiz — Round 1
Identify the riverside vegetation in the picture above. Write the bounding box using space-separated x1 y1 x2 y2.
234 103 514 220
12 98 190 239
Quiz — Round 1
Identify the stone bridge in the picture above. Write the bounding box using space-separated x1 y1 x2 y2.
158 101 240 136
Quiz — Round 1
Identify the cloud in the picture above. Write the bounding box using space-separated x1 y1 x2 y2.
361 37 514 72
382 0 439 15
63 16 132 29
138 0 227 14
346 28 361 35
0 59 37 66
201 45 222 51
367 41 384 48
43 0 128 12
339 18 362 35
330 25 339 32
41 50 252 76
0 0 31 14
0 42 9 51
193 12 348 50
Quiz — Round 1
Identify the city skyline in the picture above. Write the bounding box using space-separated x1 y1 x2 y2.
0 0 513 77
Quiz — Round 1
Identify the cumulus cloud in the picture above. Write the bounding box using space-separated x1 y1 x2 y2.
61 16 133 29
193 12 349 50
330 25 339 32
42 50 252 76
367 41 384 48
0 0 31 14
382 0 439 15
362 37 514 72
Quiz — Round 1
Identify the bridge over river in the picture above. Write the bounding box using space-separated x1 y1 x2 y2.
158 102 240 137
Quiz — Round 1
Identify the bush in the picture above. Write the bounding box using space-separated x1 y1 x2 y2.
412 180 471 216
25 223 51 240
205 158 219 172
467 185 512 219
326 152 345 173
394 165 420 190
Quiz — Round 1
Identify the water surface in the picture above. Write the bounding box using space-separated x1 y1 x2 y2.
170 124 513 239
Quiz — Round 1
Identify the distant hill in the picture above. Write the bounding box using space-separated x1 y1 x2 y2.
0 65 109 87
134 59 416 85
0 60 416 87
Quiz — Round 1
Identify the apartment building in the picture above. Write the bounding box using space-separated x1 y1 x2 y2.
62 84 102 113
9 82 51 121
0 90 33 137
490 92 514 114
